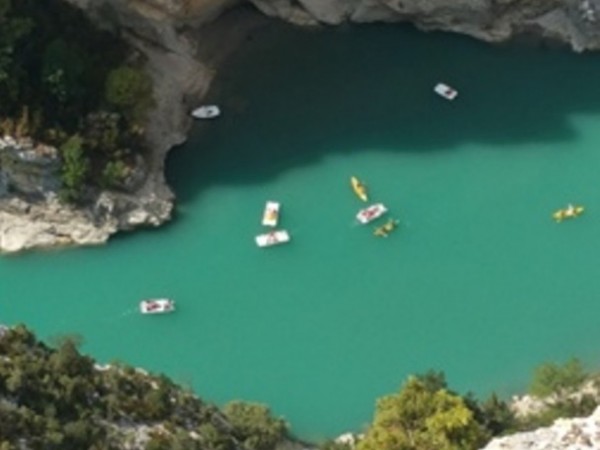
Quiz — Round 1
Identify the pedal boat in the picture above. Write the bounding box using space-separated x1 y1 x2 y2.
356 203 388 224
350 176 368 202
140 299 175 314
256 230 290 248
434 83 458 101
262 201 280 227
553 204 584 222
191 105 221 119
374 218 399 237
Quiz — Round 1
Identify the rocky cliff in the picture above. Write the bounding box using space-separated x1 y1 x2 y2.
85 0 600 50
482 406 600 450
250 0 600 51
2 0 598 253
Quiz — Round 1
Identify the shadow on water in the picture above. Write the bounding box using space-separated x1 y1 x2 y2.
166 21 600 205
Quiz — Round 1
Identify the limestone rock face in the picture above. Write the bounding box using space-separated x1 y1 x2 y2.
244 0 600 51
0 134 172 254
0 137 61 197
482 406 600 450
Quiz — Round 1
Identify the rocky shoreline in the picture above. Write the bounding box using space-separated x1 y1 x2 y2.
2 0 600 253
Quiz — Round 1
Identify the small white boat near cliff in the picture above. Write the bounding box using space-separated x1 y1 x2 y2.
434 83 458 101
262 201 280 227
256 230 290 248
356 203 388 224
140 299 175 314
191 105 221 119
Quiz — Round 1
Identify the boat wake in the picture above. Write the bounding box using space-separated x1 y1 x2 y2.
119 308 137 317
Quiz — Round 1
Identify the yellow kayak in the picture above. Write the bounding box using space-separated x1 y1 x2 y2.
351 176 368 202
374 219 399 237
553 204 584 223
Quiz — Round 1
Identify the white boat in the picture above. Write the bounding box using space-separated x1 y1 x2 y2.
140 299 175 314
255 230 290 248
191 105 221 119
356 203 388 224
262 201 280 227
434 83 458 100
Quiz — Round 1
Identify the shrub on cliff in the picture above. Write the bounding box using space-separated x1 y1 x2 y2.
1 0 151 202
529 358 587 398
105 66 153 125
357 375 487 450
0 324 291 450
59 134 89 202
223 401 288 450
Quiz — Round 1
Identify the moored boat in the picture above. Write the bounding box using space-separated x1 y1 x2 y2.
262 201 280 227
350 176 368 202
140 299 175 314
553 204 584 222
256 230 290 248
191 105 221 119
374 218 399 237
434 83 458 101
356 203 388 224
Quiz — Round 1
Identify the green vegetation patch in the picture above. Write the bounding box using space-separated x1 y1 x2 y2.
0 325 289 450
0 0 154 202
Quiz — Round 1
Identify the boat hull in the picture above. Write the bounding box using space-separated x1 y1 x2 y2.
191 105 221 119
374 219 399 237
262 201 280 227
350 176 368 202
434 83 458 100
256 230 290 247
140 299 175 314
356 203 388 224
553 205 584 222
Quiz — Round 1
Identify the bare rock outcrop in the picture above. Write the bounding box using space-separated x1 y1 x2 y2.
248 0 600 51
482 406 600 450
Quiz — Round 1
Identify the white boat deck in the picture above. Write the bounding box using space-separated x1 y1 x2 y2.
434 83 458 100
140 298 175 314
256 230 290 248
356 203 388 224
191 105 221 119
262 201 280 227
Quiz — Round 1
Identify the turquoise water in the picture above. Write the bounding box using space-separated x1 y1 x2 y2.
4 22 600 439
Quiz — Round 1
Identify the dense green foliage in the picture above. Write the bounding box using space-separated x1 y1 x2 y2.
1 322 597 450
352 364 600 450
223 402 288 450
105 66 153 124
529 358 587 398
59 135 88 201
356 374 488 450
0 325 289 450
0 0 152 201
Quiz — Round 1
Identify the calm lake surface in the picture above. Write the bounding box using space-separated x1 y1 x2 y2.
4 22 600 439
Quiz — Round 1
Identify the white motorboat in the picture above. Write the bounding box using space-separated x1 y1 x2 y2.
434 83 458 100
262 201 280 227
140 299 175 314
255 230 290 248
356 203 388 224
191 105 221 119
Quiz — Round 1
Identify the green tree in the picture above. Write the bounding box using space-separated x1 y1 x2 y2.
59 134 89 202
475 393 515 436
101 159 129 188
357 376 487 450
105 66 153 123
0 0 33 83
529 358 587 398
42 39 86 103
223 402 287 450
